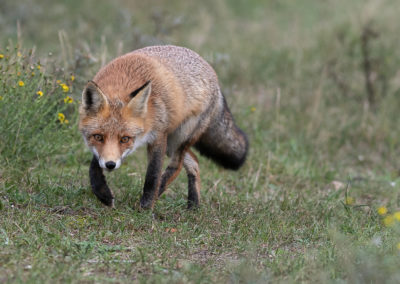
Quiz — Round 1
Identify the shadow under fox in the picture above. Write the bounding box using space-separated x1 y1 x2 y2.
79 45 248 209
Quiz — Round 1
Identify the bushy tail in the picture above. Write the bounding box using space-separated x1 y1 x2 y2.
194 97 249 170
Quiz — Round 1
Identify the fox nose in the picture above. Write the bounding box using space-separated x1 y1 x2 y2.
105 161 116 170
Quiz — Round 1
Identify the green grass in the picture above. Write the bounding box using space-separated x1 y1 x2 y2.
2 0 400 282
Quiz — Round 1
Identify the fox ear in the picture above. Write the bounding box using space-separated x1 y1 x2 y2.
82 81 108 114
127 81 151 117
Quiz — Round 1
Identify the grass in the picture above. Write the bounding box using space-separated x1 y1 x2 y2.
2 0 400 282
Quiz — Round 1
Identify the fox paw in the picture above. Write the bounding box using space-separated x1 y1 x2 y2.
139 196 154 209
187 200 199 210
92 187 114 207
97 196 115 207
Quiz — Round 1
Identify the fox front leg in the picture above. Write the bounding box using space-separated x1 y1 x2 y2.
139 138 166 209
89 156 114 207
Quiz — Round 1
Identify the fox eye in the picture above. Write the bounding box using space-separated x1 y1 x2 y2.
93 134 104 142
120 136 130 143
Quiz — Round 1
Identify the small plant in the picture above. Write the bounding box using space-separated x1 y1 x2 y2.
0 46 78 177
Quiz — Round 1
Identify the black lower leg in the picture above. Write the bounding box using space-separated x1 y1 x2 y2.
89 156 114 206
187 174 199 209
140 143 165 209
158 166 178 197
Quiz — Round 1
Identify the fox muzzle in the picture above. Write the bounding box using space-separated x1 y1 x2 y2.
97 156 121 171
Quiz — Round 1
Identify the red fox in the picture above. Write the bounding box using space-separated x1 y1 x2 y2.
79 45 248 209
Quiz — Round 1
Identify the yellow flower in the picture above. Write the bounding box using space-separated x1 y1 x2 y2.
383 215 395 227
250 107 256 112
0 54 4 59
345 197 354 205
17 51 22 57
394 211 400 221
56 80 61 84
64 96 73 104
18 81 25 87
37 65 41 70
58 113 65 123
64 119 69 124
70 75 75 81
36 91 43 97
31 72 35 76
60 84 69 93
397 243 400 250
378 206 388 215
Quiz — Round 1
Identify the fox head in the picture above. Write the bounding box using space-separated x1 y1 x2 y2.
79 80 154 170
